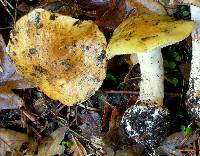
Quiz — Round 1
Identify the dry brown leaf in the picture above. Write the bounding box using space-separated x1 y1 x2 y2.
102 102 123 131
71 136 87 156
0 128 36 156
0 34 31 109
37 127 67 156
79 111 101 139
0 92 24 109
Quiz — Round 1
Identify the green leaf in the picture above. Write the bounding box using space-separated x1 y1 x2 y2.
177 112 184 119
180 6 187 11
171 78 178 86
180 125 185 131
106 73 117 81
175 56 182 62
185 127 193 135
169 46 176 52
61 140 73 148
182 11 190 17
197 122 200 128
171 51 178 58
168 61 176 69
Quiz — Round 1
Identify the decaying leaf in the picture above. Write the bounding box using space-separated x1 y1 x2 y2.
0 128 36 156
70 136 87 156
102 102 127 149
0 92 24 110
79 111 101 139
0 34 31 110
37 127 67 156
157 132 198 156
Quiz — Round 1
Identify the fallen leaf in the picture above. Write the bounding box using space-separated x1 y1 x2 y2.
0 92 24 109
0 128 36 156
71 136 87 156
79 111 101 139
37 127 67 156
115 146 143 156
157 132 198 156
102 102 123 132
0 34 31 109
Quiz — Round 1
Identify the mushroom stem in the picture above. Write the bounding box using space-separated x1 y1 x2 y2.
136 47 164 106
189 5 200 92
185 5 200 119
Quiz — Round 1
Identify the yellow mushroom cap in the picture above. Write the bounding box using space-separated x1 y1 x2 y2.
106 14 195 59
7 9 107 106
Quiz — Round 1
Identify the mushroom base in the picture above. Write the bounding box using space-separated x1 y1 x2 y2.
121 101 170 148
186 91 200 120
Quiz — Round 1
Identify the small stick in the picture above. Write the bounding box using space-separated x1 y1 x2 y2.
176 148 196 152
21 107 43 129
102 89 182 97
29 125 42 139
179 134 192 146
78 103 101 112
0 26 13 29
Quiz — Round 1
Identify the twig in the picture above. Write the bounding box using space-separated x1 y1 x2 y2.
78 103 101 112
102 89 183 97
179 133 193 146
21 107 43 129
14 0 18 25
176 148 196 152
29 125 42 138
51 103 65 116
102 90 139 95
0 26 13 29
0 0 15 22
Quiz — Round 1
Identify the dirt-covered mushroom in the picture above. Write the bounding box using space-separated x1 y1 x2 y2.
6 9 107 106
106 14 194 148
186 3 200 120
168 0 200 120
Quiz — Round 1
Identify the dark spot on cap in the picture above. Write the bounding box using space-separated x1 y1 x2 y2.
85 46 90 51
16 65 28 71
72 40 77 48
12 51 16 56
11 30 17 36
73 19 83 27
141 35 158 41
28 48 37 58
49 14 58 20
34 12 43 29
34 66 48 74
96 50 106 67
30 73 37 77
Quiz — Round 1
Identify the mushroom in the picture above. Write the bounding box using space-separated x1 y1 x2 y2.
168 0 200 120
187 3 200 120
126 0 167 66
6 9 107 106
106 14 194 148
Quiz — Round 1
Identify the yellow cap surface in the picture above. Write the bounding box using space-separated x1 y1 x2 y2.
7 9 107 106
106 14 195 59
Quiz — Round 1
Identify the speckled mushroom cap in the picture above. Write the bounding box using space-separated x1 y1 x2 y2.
169 0 200 6
106 14 195 59
7 9 107 106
